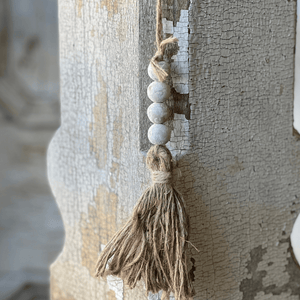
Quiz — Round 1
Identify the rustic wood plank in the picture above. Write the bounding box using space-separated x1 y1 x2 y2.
48 0 300 299
48 0 147 298
185 1 300 299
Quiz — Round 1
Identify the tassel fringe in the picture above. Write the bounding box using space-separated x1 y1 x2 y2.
95 145 194 299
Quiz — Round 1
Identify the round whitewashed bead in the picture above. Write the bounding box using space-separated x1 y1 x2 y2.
147 103 170 124
148 124 171 145
147 81 171 103
147 61 170 81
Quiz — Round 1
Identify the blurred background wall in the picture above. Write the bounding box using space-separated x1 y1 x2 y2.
0 0 64 299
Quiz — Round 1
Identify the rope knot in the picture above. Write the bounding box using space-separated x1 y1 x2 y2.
150 0 178 82
146 144 173 173
151 171 172 184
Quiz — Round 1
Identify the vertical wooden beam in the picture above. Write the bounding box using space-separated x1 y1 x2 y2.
48 0 148 298
49 0 300 299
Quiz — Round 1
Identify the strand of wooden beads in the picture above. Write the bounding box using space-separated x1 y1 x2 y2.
147 60 172 145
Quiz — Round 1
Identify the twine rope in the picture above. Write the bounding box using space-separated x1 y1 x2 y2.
151 171 172 184
150 0 178 82
95 144 195 299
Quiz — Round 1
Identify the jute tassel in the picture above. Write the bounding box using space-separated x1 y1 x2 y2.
95 145 194 299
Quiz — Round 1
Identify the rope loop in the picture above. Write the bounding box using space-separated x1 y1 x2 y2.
150 0 178 82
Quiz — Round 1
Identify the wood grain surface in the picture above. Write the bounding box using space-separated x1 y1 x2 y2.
48 0 300 299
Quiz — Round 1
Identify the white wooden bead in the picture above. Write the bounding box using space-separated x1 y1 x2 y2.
148 124 171 145
147 61 170 81
147 103 170 124
147 81 171 103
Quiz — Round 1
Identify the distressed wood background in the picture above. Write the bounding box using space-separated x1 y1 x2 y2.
48 0 300 299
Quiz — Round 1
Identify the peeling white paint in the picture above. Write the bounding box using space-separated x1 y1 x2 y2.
100 243 124 299
165 9 191 156
107 276 124 300
170 10 189 94
162 18 173 34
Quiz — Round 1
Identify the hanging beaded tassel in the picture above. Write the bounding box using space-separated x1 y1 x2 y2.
95 0 194 299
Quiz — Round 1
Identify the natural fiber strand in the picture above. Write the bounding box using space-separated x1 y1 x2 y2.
95 145 194 299
150 0 178 82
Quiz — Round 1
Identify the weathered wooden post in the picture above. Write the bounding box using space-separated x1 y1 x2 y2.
48 0 300 299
